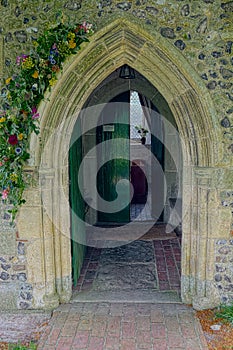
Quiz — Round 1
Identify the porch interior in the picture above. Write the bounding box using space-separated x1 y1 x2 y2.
70 66 182 303
72 224 181 303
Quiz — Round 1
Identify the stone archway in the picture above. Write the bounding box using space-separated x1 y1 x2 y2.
18 18 223 310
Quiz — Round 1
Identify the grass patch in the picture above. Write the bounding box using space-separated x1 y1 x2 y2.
215 304 233 325
8 343 37 350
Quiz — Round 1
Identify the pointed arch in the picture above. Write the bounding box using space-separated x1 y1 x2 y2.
21 18 221 309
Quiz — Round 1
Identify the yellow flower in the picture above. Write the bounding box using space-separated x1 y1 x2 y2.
22 57 34 69
49 77 57 86
33 41 39 47
0 117 6 123
68 40 76 49
18 133 24 140
10 173 18 182
32 70 39 78
5 77 12 85
67 32 75 40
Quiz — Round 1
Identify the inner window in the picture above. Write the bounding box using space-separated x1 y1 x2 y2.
130 90 150 144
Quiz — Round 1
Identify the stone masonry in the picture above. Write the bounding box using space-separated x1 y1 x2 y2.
0 1 233 310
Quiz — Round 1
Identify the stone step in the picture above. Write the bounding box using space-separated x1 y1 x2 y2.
71 290 181 304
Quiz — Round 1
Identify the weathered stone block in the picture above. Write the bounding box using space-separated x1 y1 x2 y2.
17 207 42 240
13 265 26 271
0 282 19 310
0 230 16 256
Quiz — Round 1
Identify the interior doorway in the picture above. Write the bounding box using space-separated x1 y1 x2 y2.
95 89 166 225
129 90 164 223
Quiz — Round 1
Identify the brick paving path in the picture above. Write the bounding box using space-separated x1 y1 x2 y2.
37 302 208 350
36 237 209 349
0 236 209 349
0 312 51 343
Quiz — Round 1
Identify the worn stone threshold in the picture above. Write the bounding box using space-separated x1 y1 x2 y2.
71 290 181 304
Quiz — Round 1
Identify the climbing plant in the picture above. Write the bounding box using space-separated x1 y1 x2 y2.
0 17 93 220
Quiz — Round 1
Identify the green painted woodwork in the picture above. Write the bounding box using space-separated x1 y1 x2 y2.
69 118 86 287
151 104 164 222
97 92 130 223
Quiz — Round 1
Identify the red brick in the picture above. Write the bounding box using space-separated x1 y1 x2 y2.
121 321 136 338
110 304 124 316
137 330 151 344
136 316 151 331
159 283 170 290
72 330 89 348
120 338 136 350
152 338 168 350
158 272 169 281
88 336 104 350
137 345 153 350
122 315 136 323
165 317 180 333
46 327 60 345
77 316 93 331
180 324 197 338
167 335 184 347
151 323 166 338
91 321 106 337
88 262 99 269
56 336 74 350
137 305 151 316
105 335 120 349
61 325 77 337
151 310 164 323
107 316 121 336
185 338 202 350
123 306 136 317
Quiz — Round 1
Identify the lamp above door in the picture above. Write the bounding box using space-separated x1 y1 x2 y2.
119 64 135 79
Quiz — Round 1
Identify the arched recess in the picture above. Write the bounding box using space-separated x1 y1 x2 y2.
18 18 222 310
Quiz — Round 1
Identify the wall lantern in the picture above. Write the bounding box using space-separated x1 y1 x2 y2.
119 64 135 79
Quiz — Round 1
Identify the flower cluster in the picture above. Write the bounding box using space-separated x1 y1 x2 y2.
0 19 93 220
135 125 149 138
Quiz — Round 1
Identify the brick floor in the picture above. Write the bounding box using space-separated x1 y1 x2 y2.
74 237 181 294
37 302 208 350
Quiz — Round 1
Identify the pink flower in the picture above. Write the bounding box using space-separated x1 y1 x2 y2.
16 54 28 65
31 106 40 119
2 189 9 200
16 56 21 66
80 21 92 33
8 134 18 145
0 162 3 166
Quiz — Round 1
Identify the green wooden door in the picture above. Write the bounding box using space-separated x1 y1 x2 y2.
69 118 86 287
97 92 130 223
151 104 164 222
